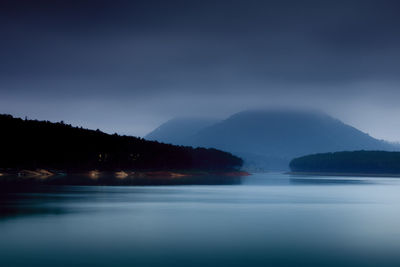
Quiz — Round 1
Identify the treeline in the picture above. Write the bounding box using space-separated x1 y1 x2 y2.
290 150 400 174
0 114 242 171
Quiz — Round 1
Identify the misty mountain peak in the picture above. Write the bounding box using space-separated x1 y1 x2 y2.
146 109 398 170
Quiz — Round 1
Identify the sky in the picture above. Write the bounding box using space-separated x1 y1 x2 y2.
1 0 400 141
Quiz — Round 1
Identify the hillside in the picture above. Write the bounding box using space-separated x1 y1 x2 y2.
0 114 242 172
146 109 397 170
290 151 400 174
145 117 219 145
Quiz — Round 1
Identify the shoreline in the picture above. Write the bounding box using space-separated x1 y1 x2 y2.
0 169 251 187
287 171 400 178
0 169 251 179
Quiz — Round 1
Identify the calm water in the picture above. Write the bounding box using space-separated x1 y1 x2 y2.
1 173 400 267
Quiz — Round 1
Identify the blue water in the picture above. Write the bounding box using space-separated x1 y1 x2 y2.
1 173 400 267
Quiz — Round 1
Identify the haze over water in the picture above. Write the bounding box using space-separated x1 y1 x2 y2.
1 173 400 267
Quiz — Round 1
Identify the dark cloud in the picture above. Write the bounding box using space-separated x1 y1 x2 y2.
1 0 400 140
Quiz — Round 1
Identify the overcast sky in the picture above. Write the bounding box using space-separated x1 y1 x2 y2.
1 0 400 141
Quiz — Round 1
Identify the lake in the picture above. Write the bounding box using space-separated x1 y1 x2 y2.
1 173 400 267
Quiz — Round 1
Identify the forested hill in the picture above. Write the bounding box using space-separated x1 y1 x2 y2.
0 115 242 171
290 151 400 174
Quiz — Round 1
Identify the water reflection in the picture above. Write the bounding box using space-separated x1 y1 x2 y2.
0 174 243 220
1 173 400 267
289 176 373 185
0 186 88 219
0 173 244 186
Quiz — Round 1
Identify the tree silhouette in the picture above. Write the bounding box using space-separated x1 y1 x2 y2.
290 151 400 174
0 114 243 172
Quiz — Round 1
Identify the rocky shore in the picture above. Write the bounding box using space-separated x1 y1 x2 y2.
0 168 250 186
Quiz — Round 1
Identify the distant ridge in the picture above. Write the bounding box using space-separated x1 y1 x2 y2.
146 109 398 170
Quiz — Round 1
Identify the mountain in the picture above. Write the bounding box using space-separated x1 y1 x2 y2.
0 114 242 172
145 109 397 170
145 117 220 145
